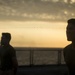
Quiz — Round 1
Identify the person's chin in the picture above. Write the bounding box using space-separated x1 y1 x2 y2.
67 38 71 41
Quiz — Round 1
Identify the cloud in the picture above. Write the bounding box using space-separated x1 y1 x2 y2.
0 0 75 22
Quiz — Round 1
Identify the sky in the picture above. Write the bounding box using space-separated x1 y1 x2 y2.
0 0 74 48
0 21 71 48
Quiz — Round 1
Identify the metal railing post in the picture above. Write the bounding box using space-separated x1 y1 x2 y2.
58 50 61 65
30 50 34 66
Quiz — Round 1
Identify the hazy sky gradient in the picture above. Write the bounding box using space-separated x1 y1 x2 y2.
0 0 74 48
0 21 71 48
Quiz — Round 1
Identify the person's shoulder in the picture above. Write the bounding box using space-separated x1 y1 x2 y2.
0 46 3 53
0 46 2 51
0 45 2 48
63 44 72 54
0 45 3 49
64 44 72 50
8 45 15 51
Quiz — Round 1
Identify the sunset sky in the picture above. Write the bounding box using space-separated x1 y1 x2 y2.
0 21 71 48
0 0 74 48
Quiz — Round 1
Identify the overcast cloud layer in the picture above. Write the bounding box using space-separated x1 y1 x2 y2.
0 0 75 22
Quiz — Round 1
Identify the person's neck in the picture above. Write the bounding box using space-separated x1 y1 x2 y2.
2 44 10 47
72 41 75 49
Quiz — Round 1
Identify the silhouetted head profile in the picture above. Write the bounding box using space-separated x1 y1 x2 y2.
1 33 11 46
68 18 75 25
66 18 75 41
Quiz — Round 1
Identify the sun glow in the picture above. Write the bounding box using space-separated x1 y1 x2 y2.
0 21 70 48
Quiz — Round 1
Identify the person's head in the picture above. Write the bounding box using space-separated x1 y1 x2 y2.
1 33 11 46
66 18 75 42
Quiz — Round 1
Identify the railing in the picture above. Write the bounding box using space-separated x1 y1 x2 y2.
15 47 65 66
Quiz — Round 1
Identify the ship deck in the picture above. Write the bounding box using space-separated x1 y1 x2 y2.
17 65 68 75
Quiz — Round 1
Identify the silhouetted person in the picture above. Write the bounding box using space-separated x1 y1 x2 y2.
0 33 18 75
63 18 75 75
